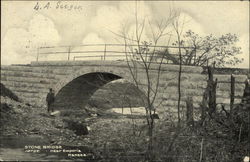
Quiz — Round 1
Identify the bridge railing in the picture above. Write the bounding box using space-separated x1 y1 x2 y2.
36 44 200 65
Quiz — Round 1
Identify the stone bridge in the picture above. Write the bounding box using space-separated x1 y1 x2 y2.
1 60 248 119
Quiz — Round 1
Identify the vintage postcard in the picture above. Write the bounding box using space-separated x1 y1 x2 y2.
1 1 249 161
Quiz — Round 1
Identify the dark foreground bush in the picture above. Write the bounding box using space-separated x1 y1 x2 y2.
84 101 249 162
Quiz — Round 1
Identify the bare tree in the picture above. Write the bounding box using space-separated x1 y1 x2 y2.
172 12 187 124
111 4 179 160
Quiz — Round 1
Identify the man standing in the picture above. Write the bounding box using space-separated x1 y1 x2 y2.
46 88 55 113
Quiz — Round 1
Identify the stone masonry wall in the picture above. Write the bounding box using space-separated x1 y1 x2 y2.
1 61 247 119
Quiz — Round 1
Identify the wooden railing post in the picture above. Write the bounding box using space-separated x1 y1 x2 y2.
67 46 71 61
104 44 106 60
36 48 39 61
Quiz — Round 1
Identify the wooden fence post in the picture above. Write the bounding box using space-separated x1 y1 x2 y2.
230 74 235 113
242 76 250 105
186 96 194 126
200 89 208 124
208 66 217 115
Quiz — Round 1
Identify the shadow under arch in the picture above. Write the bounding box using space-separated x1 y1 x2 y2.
52 73 148 115
52 72 122 111
53 66 134 96
51 66 151 115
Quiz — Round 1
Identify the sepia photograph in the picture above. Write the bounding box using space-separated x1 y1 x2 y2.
0 1 249 161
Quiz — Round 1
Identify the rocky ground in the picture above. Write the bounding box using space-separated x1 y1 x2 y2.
1 96 68 141
0 89 149 161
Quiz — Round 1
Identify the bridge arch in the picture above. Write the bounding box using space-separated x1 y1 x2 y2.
52 67 147 112
53 66 135 95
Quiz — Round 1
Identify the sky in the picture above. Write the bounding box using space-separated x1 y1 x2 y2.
1 1 249 68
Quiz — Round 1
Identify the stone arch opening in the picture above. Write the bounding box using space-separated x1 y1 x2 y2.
53 72 120 111
52 72 146 114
